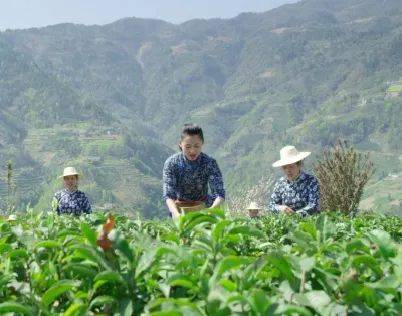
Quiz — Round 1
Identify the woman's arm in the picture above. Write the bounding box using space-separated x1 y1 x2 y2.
82 194 92 214
295 177 320 216
166 198 181 218
163 158 180 217
208 159 226 209
209 196 225 209
268 181 291 214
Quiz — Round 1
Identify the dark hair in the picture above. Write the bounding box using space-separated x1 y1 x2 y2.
180 123 204 143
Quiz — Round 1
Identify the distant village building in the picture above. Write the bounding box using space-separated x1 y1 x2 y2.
87 156 102 165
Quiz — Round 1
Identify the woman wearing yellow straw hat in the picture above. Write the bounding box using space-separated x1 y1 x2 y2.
268 146 320 217
52 167 91 215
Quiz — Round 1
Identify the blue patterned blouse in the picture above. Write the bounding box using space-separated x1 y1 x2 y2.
54 189 92 215
163 152 225 207
268 171 320 217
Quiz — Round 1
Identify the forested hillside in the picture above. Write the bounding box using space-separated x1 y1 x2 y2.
0 0 401 216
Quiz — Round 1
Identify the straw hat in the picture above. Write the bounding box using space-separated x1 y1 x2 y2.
246 202 262 210
272 145 311 167
58 167 80 179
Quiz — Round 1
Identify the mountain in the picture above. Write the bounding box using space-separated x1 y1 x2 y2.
0 0 401 216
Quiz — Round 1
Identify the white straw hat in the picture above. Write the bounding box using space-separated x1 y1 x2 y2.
246 202 262 210
272 145 311 167
58 167 80 179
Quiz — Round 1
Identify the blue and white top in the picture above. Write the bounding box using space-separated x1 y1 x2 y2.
54 189 92 215
268 171 320 217
163 152 225 207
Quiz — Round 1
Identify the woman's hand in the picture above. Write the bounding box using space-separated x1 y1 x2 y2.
209 197 225 210
278 205 294 215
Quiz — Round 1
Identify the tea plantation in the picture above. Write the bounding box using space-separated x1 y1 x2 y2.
0 210 401 315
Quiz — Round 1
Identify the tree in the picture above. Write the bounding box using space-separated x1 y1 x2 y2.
314 140 374 213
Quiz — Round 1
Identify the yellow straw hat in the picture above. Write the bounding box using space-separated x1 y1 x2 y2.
58 167 80 179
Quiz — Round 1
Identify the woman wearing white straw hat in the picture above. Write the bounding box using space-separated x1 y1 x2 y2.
247 202 262 218
52 167 92 215
268 146 320 217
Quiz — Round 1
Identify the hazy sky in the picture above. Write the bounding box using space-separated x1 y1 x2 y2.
0 0 298 30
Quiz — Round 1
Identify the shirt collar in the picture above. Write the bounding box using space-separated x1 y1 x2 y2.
64 188 78 194
182 152 202 164
286 170 306 184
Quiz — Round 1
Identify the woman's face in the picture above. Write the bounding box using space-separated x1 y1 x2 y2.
63 175 78 191
282 162 301 181
180 135 203 161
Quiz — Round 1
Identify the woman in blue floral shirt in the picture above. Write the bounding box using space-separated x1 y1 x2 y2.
269 146 320 217
163 124 225 218
53 167 92 216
